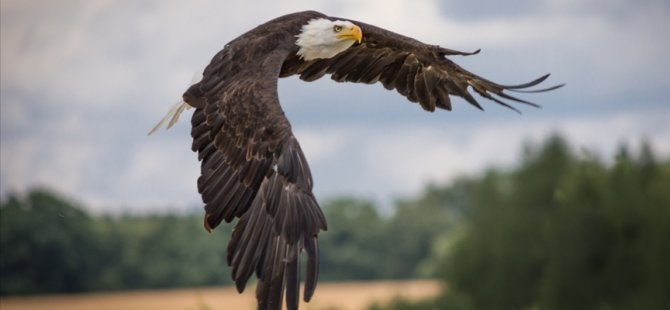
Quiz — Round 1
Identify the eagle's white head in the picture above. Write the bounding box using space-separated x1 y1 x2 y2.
296 18 363 61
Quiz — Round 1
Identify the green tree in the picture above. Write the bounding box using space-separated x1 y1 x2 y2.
318 190 458 281
0 189 105 294
0 189 233 295
383 184 464 278
319 197 388 280
93 214 232 290
438 136 670 309
537 143 670 309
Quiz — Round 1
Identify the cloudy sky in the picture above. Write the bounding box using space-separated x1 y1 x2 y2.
2 0 669 213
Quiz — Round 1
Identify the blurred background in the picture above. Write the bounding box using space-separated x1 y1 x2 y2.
1 0 669 309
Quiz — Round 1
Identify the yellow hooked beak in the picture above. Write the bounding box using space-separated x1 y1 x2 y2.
337 25 363 43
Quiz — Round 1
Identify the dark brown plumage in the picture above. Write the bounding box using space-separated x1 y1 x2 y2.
180 10 562 310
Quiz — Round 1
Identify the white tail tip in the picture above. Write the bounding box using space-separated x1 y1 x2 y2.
147 100 192 136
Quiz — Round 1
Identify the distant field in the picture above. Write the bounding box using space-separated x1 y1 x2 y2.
0 280 441 310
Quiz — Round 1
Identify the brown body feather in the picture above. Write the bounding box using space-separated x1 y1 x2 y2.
182 10 561 310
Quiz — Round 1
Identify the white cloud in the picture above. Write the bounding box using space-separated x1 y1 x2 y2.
1 0 668 212
0 98 29 129
294 128 349 164
296 107 670 205
111 136 201 212
1 136 96 198
5 106 661 212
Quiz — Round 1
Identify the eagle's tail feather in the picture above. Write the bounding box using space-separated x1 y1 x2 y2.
148 71 202 136
147 100 192 136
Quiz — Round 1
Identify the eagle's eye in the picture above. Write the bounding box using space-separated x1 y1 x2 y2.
333 25 343 32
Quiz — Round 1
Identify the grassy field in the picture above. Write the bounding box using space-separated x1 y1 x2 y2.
0 280 441 310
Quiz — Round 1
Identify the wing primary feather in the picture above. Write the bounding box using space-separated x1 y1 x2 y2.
461 89 484 111
495 91 541 108
478 92 522 114
393 56 414 96
201 164 235 201
270 242 287 309
201 166 234 204
433 84 452 111
379 53 409 90
285 245 300 310
499 73 550 89
469 82 526 113
199 152 224 181
286 193 300 243
231 197 271 293
198 164 234 203
359 50 396 84
413 72 434 111
303 236 319 302
509 83 566 93
439 47 481 56
404 56 420 103
227 188 256 220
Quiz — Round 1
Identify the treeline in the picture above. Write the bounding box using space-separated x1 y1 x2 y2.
380 136 670 310
0 179 456 295
2 135 669 310
0 195 234 294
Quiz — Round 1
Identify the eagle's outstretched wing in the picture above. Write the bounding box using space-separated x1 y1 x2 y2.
184 11 328 310
281 19 563 113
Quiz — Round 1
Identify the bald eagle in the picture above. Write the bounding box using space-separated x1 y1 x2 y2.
150 10 562 310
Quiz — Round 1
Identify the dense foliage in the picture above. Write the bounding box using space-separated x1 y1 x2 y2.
381 136 670 310
0 187 454 295
0 192 233 294
2 135 669 310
